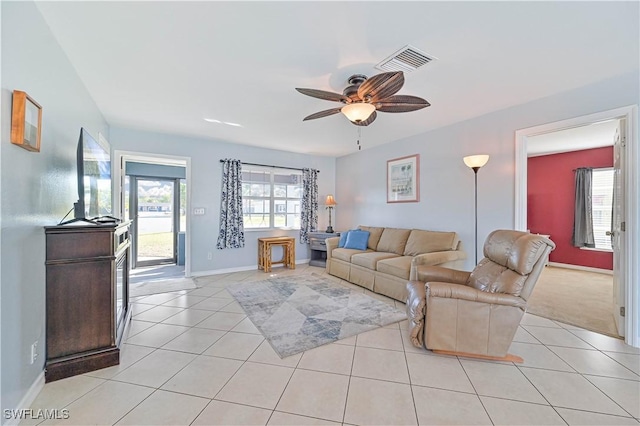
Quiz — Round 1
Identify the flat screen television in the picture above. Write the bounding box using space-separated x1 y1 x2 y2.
72 128 114 222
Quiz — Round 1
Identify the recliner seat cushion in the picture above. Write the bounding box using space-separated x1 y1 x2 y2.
377 256 413 279
376 228 411 255
404 230 459 256
351 252 399 270
358 226 384 250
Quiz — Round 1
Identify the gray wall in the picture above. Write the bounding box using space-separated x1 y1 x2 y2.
110 127 336 274
335 71 640 271
1 1 108 417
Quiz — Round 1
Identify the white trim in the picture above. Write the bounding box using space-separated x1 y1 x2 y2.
191 259 311 277
515 105 639 347
113 150 192 278
547 262 614 275
4 371 45 426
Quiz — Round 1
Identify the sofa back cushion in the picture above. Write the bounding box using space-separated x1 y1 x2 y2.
376 228 411 255
358 226 384 250
403 230 460 256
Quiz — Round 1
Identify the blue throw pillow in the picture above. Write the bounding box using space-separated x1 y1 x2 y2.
338 231 350 248
344 230 370 250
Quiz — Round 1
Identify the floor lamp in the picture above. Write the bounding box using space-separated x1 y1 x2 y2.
463 155 490 265
325 195 337 233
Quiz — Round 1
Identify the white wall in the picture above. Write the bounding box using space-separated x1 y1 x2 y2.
1 1 109 418
109 127 336 274
336 71 639 271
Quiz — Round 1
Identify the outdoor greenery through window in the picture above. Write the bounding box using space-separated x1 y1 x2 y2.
592 168 614 251
242 167 302 229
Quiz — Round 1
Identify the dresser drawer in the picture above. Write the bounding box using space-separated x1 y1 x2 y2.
310 239 327 251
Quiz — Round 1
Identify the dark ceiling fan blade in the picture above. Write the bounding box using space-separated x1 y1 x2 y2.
352 111 377 126
357 72 405 103
303 108 343 121
375 95 431 113
296 88 350 103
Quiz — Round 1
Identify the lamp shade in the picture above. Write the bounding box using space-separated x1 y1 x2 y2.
325 195 337 206
463 155 490 169
341 103 376 122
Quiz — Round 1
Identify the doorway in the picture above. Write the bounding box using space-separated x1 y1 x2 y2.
113 151 191 281
514 105 639 347
524 121 617 336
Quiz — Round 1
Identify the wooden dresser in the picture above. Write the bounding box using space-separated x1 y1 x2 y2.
44 220 131 382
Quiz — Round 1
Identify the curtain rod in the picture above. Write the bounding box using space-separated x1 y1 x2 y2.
219 160 319 173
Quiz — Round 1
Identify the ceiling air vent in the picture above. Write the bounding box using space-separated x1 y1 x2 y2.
375 45 436 73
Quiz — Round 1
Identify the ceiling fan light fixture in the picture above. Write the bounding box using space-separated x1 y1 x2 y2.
341 103 376 123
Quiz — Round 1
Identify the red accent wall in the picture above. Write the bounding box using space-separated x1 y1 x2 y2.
528 146 613 270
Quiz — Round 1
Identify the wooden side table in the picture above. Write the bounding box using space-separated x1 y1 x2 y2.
258 236 296 273
308 232 339 267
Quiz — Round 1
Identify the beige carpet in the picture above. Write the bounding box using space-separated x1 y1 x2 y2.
130 277 196 297
527 266 618 336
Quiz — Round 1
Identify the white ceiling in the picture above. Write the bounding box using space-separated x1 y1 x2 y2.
35 1 639 157
527 120 619 157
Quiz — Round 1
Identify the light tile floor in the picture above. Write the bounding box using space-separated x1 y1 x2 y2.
26 265 640 425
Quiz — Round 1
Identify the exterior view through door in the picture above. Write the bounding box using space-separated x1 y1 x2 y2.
126 175 186 269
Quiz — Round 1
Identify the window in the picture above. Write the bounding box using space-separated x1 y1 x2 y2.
591 168 614 251
241 167 302 229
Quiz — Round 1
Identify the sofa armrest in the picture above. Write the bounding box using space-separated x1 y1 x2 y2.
325 237 339 260
426 282 526 308
410 251 467 281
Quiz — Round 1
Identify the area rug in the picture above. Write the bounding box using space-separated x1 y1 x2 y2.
130 277 196 297
226 274 407 358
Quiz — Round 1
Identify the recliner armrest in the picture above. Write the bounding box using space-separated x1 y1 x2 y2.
325 237 339 259
412 265 470 284
427 281 526 308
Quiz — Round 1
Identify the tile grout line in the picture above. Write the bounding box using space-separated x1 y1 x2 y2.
457 356 496 425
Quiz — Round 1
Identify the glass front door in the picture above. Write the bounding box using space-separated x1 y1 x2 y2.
131 177 179 267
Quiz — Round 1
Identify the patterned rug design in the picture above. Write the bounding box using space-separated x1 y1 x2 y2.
226 274 406 357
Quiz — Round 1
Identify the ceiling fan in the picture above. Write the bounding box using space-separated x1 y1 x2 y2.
295 71 430 126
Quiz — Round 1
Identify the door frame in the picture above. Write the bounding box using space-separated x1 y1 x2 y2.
514 105 639 347
130 176 180 268
113 150 191 277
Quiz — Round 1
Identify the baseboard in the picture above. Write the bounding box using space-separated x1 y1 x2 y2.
191 259 311 277
4 370 45 426
547 262 614 275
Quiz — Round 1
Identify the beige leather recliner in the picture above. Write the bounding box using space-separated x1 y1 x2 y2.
406 230 555 361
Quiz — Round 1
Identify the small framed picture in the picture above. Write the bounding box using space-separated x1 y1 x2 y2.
387 154 420 203
11 90 42 152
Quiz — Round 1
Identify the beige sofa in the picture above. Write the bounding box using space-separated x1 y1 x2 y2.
325 226 466 302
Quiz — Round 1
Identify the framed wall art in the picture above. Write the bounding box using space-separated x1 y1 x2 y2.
387 154 419 203
11 90 42 152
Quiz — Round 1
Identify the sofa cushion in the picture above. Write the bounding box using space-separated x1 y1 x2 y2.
377 256 413 280
404 230 459 256
351 252 399 270
344 230 370 250
376 228 411 255
358 226 384 250
332 247 371 262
